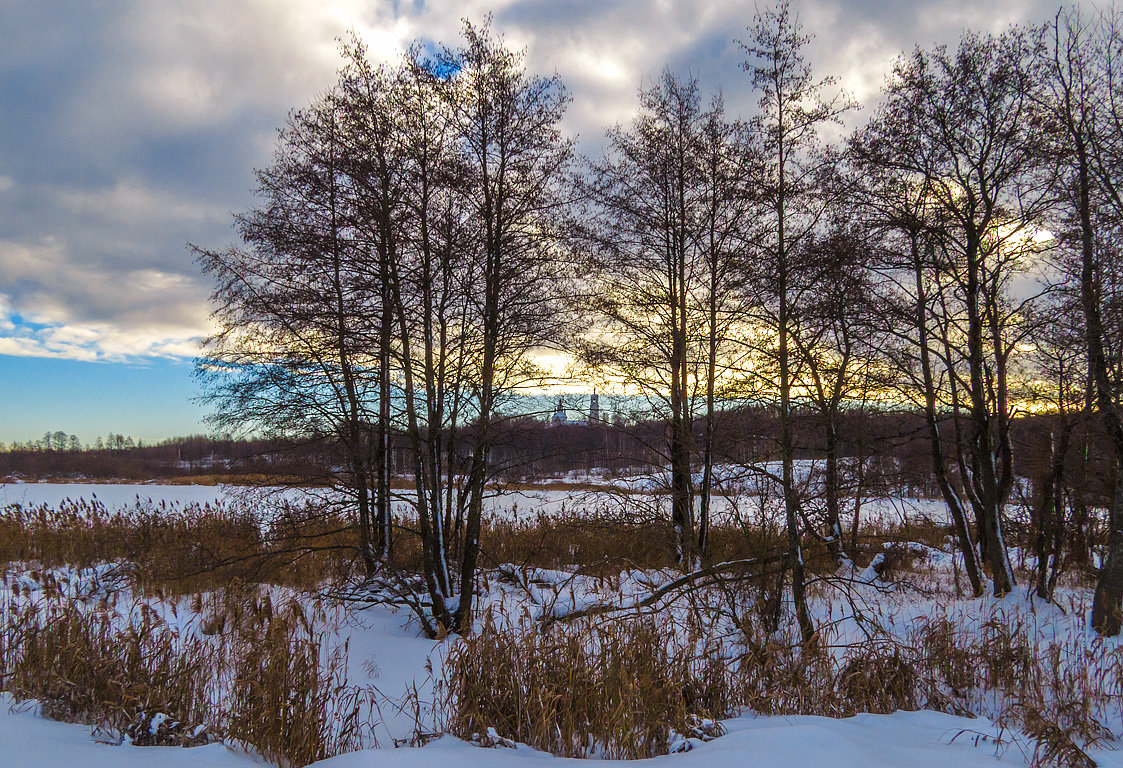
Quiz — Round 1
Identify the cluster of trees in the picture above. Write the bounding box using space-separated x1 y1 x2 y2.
197 23 573 635
197 4 1123 638
0 435 310 480
2 432 147 453
5 432 85 452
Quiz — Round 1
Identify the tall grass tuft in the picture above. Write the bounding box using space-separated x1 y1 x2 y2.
446 595 1123 760
445 615 729 758
0 585 376 767
1 597 214 741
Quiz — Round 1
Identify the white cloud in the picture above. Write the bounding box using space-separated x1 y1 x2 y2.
0 297 206 363
0 0 1100 364
56 179 226 229
0 238 212 360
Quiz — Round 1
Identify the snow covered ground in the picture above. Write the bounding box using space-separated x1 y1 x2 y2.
315 710 1123 768
5 548 1123 767
0 693 260 768
8 477 1114 767
9 693 1119 768
6 662 1123 768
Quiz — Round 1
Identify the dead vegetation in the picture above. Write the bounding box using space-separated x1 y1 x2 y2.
0 578 376 767
440 548 1123 764
0 494 1120 766
445 616 730 758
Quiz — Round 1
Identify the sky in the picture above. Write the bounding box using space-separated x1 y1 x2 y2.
0 0 1091 445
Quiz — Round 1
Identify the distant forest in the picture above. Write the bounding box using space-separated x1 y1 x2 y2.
1 408 1117 506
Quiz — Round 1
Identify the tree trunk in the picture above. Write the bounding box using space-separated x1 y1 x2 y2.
823 414 844 566
1093 469 1123 634
1077 131 1123 633
778 189 815 645
912 236 984 595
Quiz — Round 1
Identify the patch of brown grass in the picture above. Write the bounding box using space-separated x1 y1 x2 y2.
0 586 376 767
445 616 730 758
0 499 360 594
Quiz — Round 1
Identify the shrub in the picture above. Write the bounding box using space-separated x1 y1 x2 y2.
0 587 375 767
445 616 730 758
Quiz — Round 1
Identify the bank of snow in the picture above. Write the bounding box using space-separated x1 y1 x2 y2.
8 694 1122 768
0 694 258 768
315 710 1111 768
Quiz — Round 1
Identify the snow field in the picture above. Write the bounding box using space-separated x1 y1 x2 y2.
6 557 1123 768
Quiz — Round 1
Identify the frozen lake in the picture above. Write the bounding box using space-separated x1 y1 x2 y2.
0 480 951 526
0 481 537 516
0 482 616 521
0 481 238 510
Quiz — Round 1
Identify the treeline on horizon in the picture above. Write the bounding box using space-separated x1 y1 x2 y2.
1 410 1119 504
188 1 1123 637
3 432 194 453
0 434 298 481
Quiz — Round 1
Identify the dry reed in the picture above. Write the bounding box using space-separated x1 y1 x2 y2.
0 582 376 767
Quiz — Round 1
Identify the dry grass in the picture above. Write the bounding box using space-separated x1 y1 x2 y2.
909 611 1120 767
0 594 215 743
444 565 1123 762
0 499 360 594
445 616 729 758
0 498 804 592
3 492 1121 765
0 582 376 767
223 595 373 766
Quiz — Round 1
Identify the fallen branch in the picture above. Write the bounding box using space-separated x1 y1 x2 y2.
541 552 788 627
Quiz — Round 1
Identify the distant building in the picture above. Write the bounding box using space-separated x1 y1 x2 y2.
550 398 568 426
548 393 602 427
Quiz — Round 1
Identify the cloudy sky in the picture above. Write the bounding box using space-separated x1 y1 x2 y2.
0 0 1087 444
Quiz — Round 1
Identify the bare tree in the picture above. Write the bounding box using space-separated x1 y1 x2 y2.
195 91 386 573
197 23 573 637
852 28 1053 597
739 0 853 643
695 96 760 558
1025 300 1087 600
788 217 880 566
848 126 987 597
440 20 575 632
1043 6 1123 632
336 44 408 567
577 72 755 567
